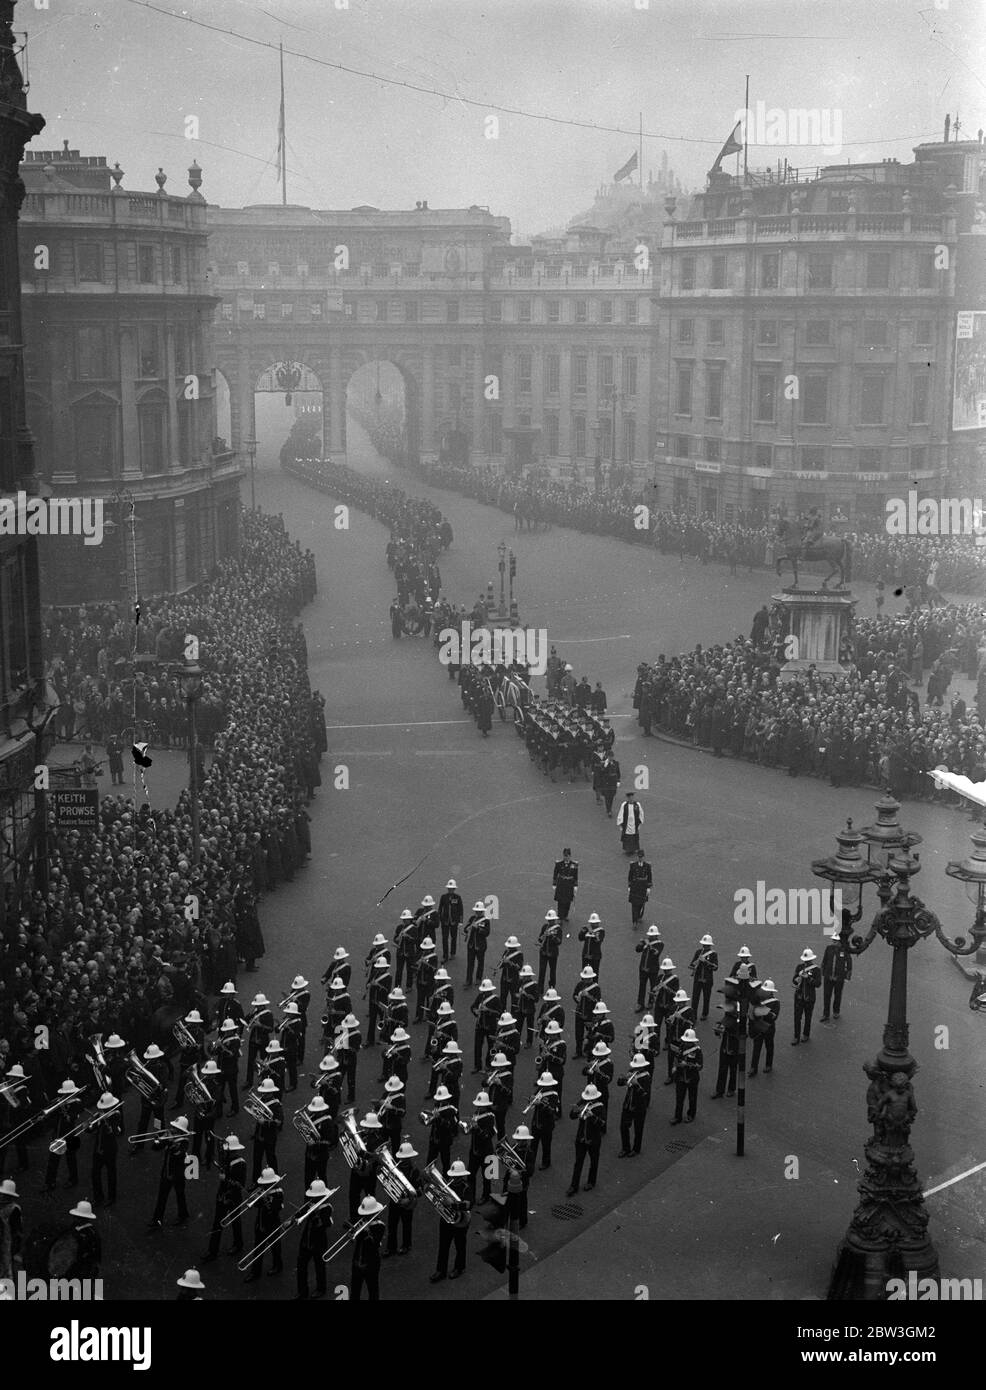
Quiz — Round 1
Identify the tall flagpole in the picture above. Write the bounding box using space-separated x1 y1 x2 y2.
743 74 749 183
278 40 287 206
639 111 644 189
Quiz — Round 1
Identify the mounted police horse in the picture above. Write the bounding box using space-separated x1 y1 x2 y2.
774 520 852 589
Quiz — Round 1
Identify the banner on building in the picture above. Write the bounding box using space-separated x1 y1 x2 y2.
50 788 99 830
953 310 986 431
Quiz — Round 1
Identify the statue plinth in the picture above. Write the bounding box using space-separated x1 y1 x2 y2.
772 587 855 681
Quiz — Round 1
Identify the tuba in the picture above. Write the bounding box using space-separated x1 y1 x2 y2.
124 1050 163 1103
243 1090 276 1124
421 1160 469 1226
184 1065 213 1109
338 1107 370 1172
291 1106 321 1145
376 1144 418 1209
173 1017 196 1049
87 1035 109 1092
493 1137 528 1177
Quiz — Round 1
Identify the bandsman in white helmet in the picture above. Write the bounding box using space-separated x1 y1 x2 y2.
565 1084 606 1196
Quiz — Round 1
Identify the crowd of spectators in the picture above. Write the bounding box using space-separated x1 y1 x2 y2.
0 510 326 1100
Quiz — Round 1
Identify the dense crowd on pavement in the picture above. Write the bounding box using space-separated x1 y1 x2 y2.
0 509 326 1118
634 600 986 799
413 459 986 596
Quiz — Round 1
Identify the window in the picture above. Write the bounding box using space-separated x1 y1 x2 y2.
760 253 780 289
755 371 776 423
858 447 883 471
757 319 779 347
866 252 891 289
911 373 930 424
77 242 102 282
268 262 280 277
488 411 502 455
573 353 588 393
704 437 721 462
708 318 724 346
138 319 161 375
680 257 695 291
518 299 532 323
545 354 560 395
447 299 459 323
705 365 723 420
673 434 690 459
805 319 831 346
545 413 559 455
404 301 418 322
799 446 827 471
914 320 933 348
138 245 156 284
488 299 502 322
625 299 638 324
598 354 614 392
447 347 461 368
221 302 233 321
171 246 183 282
547 299 560 323
862 320 888 347
909 444 927 470
860 374 885 424
252 303 266 320
573 415 586 457
138 404 166 473
624 415 636 461
675 364 693 415
601 299 614 324
174 324 191 377
599 416 612 456
829 193 850 213
807 253 833 289
575 300 588 324
710 255 726 289
677 318 694 345
802 373 830 424
76 327 108 379
74 402 116 481
917 251 935 289
281 302 294 319
310 301 323 319
754 443 773 468
517 353 532 394
622 355 638 397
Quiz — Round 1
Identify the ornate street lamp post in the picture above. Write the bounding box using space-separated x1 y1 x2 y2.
497 540 507 617
812 794 986 1300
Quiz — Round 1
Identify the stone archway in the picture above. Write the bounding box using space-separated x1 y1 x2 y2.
254 359 325 467
343 354 421 472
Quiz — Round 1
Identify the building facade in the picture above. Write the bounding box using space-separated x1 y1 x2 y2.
18 145 242 604
652 134 986 527
0 1 50 935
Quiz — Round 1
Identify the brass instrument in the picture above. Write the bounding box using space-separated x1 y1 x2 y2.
522 1090 547 1116
124 1050 163 1103
237 1186 338 1270
184 1065 213 1108
376 1145 418 1209
321 1209 380 1264
277 986 306 1010
49 1103 120 1156
0 1092 73 1151
0 1076 26 1110
87 1035 108 1092
126 1127 168 1147
173 1018 196 1049
338 1108 370 1171
221 1173 285 1227
243 1091 276 1124
333 1019 357 1053
420 1160 470 1227
494 1137 528 1177
291 1107 322 1145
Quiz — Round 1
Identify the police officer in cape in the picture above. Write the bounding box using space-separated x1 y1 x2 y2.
551 847 579 923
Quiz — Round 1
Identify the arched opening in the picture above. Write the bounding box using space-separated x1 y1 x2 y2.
254 360 324 470
345 359 416 476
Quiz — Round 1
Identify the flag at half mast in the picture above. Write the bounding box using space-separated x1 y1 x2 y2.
710 120 743 175
613 151 638 183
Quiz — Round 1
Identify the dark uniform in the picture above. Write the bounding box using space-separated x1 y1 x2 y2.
148 1127 192 1226
528 1083 560 1170
792 956 823 1043
242 1181 285 1282
689 942 719 1020
750 990 781 1075
438 888 464 962
430 1170 471 1282
627 855 653 925
90 1100 124 1205
635 932 664 1012
462 910 490 988
821 937 853 1021
295 1187 333 1299
617 1065 652 1155
671 1037 703 1123
566 1094 606 1194
552 854 579 923
536 914 563 992
201 1140 247 1261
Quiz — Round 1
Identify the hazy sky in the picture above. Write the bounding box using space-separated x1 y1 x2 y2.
23 0 986 237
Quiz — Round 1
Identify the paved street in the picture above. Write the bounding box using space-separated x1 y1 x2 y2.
72 420 986 1300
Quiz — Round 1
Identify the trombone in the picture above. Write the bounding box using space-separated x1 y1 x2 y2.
0 1092 73 1151
127 1129 164 1148
522 1089 547 1116
87 1035 109 1092
321 1210 380 1265
49 1103 119 1156
222 1173 285 1228
0 1076 27 1110
236 1186 337 1271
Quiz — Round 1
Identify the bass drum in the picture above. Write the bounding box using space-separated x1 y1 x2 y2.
22 1222 82 1279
